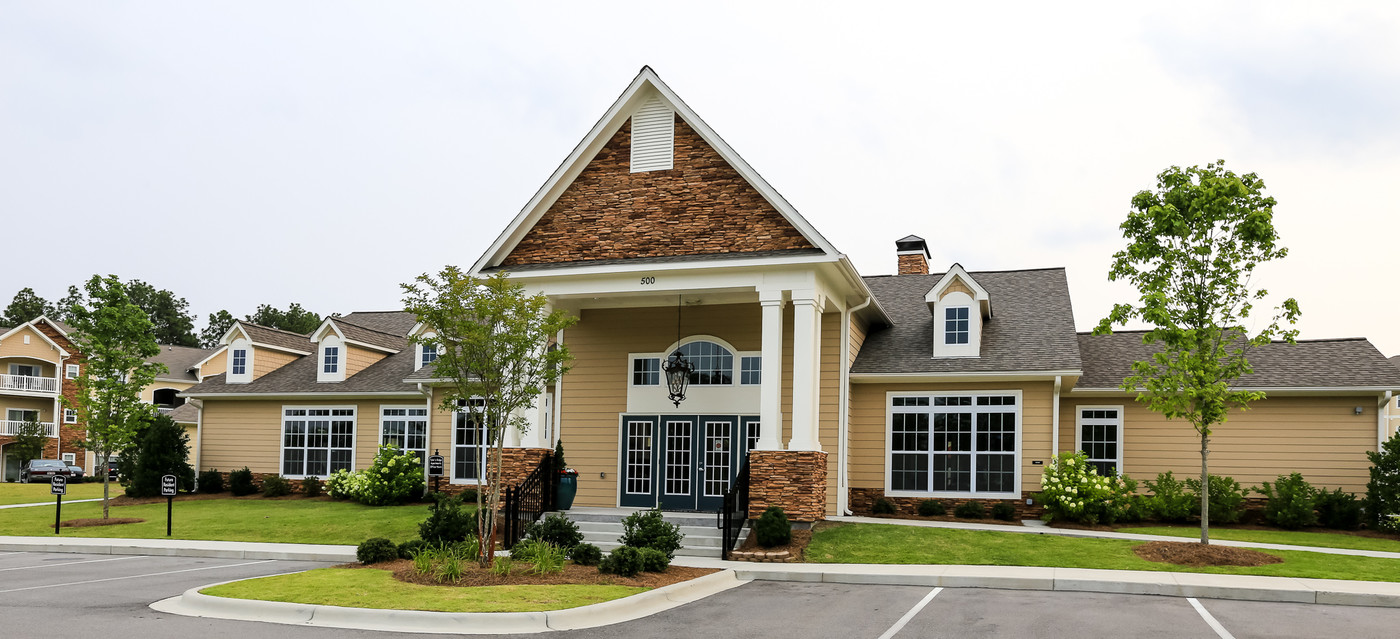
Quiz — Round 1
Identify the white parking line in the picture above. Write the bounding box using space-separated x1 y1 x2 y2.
0 559 276 594
1188 598 1236 639
0 555 144 572
0 552 27 558
877 587 943 639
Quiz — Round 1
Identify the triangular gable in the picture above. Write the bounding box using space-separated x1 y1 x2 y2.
925 264 992 318
473 67 839 272
0 321 70 357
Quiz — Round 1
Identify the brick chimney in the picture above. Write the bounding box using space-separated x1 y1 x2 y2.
895 235 930 275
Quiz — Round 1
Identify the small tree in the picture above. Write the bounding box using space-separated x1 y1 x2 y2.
1367 432 1400 533
64 275 164 518
118 413 195 498
9 418 49 471
402 267 576 567
1095 161 1300 544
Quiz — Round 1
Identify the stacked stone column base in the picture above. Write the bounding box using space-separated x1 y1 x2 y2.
747 450 827 522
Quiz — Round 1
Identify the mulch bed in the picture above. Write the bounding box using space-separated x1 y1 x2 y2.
55 517 144 528
867 514 1027 527
349 558 716 589
735 527 812 561
1133 541 1283 567
107 493 337 507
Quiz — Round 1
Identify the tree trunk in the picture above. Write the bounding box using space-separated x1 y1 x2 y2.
101 450 110 520
1199 432 1210 545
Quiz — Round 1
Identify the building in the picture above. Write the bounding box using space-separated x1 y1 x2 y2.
0 317 86 480
183 68 1400 522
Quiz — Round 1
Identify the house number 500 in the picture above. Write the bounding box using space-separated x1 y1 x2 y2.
639 277 656 285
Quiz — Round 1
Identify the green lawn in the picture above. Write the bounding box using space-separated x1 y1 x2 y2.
202 568 648 613
0 482 108 505
0 497 434 545
807 523 1400 583
1120 525 1400 554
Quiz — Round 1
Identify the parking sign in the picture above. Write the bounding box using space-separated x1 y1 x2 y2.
160 474 177 496
50 475 66 495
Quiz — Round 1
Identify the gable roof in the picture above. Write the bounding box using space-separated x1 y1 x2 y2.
183 347 421 397
147 344 219 382
852 268 1082 375
471 66 839 273
233 322 314 355
1077 332 1400 390
339 311 418 337
314 316 407 353
164 402 200 424
0 319 71 357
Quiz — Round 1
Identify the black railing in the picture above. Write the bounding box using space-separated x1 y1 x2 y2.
718 459 749 560
501 453 555 550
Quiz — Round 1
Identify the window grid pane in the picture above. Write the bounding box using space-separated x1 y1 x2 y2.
889 395 1019 496
664 420 692 495
282 408 354 478
945 307 969 345
1080 409 1121 476
703 420 731 497
678 341 733 385
626 420 653 494
740 356 761 385
632 358 660 386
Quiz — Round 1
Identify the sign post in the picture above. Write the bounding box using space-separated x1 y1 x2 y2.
51 476 67 535
161 474 177 537
428 449 445 494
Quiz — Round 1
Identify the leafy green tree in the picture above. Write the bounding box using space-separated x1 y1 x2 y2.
402 267 576 567
3 288 56 326
200 310 237 348
246 303 322 334
124 279 198 347
117 413 194 498
1095 160 1300 545
9 418 50 471
64 275 166 518
55 285 84 322
1366 432 1400 533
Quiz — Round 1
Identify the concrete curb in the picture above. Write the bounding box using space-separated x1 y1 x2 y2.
0 536 356 562
150 569 749 634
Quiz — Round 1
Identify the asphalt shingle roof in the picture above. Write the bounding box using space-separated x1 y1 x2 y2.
164 402 200 423
335 318 408 352
338 311 418 336
1077 332 1400 389
240 323 313 353
147 344 218 382
851 268 1082 374
185 348 421 396
483 248 827 272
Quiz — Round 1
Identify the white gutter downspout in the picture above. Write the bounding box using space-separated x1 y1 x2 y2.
192 398 203 474
839 295 873 516
1381 391 1392 451
418 382 433 487
1052 376 1062 458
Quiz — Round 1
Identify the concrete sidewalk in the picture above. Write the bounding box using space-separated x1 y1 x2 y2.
0 498 103 510
827 515 1400 559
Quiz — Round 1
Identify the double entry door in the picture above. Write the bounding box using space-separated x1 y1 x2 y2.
619 414 759 511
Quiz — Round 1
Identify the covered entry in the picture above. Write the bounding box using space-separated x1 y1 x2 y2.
619 414 758 510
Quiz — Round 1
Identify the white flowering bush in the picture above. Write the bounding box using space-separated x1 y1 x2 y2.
1038 451 1137 525
325 445 424 506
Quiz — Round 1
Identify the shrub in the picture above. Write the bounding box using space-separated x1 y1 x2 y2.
1184 474 1248 525
526 542 568 576
435 553 465 582
599 546 643 577
754 506 791 548
872 497 896 515
1257 473 1319 529
570 543 603 566
489 557 514 577
356 537 398 565
527 513 584 549
197 469 224 494
301 476 323 498
638 547 670 572
1038 452 1137 525
954 500 986 519
917 499 946 517
260 475 292 497
991 502 1017 521
1316 488 1363 530
510 538 548 564
1366 432 1400 533
117 413 196 498
397 539 429 560
1143 471 1194 523
419 493 479 544
323 445 424 506
228 467 256 496
619 509 683 559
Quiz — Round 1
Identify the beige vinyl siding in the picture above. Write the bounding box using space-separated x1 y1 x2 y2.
3 396 54 423
1 326 63 371
818 311 840 515
1060 396 1378 494
141 380 194 403
252 348 300 380
199 398 398 475
199 350 227 379
848 316 868 368
849 380 1055 494
345 345 388 377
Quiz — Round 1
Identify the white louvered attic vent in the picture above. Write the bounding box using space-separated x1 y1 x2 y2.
630 96 674 173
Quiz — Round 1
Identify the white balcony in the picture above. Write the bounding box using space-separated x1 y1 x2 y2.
0 420 57 437
0 374 59 394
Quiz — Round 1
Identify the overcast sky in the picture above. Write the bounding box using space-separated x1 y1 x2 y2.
3 2 1398 355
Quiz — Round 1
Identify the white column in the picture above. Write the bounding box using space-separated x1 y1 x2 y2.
756 292 785 451
788 293 822 451
518 394 547 448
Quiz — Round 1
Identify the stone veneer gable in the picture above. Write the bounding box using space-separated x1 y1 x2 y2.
501 116 815 266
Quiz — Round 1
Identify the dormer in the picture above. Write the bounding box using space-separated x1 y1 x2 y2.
924 264 992 358
310 318 401 382
408 322 439 372
222 325 254 384
218 321 313 383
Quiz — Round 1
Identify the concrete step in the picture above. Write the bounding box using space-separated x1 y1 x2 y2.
552 510 718 527
547 508 747 558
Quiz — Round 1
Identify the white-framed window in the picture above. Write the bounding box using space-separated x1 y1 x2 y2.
7 409 40 423
8 364 40 377
64 409 77 424
740 356 761 385
678 340 733 385
944 307 970 345
316 335 345 382
421 344 438 368
65 364 79 379
281 406 355 478
886 391 1020 498
380 406 428 470
631 357 660 386
452 398 490 483
228 339 251 383
323 346 340 374
61 452 75 464
1076 406 1124 477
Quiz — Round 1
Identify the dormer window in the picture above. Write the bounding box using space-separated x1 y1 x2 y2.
231 350 246 374
317 335 346 382
227 337 253 383
945 307 970 345
323 347 340 374
421 344 438 368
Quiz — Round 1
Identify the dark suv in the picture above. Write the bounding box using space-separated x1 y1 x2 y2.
20 459 75 483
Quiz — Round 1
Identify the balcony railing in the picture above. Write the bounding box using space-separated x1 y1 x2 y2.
0 374 59 394
0 420 57 437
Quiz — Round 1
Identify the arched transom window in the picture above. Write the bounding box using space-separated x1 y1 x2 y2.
678 340 733 385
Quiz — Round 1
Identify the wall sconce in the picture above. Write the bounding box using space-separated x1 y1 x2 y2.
1355 406 1364 415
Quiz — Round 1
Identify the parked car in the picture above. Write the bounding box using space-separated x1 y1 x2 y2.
106 459 120 480
20 459 76 483
66 464 85 480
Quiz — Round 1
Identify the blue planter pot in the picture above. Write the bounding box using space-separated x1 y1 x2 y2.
556 474 577 510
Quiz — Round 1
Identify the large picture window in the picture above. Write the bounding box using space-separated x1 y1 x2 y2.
887 393 1019 497
1077 407 1123 476
381 406 428 469
282 407 355 478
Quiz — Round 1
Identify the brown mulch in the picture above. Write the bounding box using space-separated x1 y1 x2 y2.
869 514 1027 527
737 527 813 561
1047 521 1118 532
55 517 144 528
106 493 336 507
1133 541 1283 567
348 559 716 589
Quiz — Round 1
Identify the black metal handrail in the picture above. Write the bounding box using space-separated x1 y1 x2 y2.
718 459 749 560
501 452 556 550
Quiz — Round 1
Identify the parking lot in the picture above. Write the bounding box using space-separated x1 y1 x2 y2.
3 551 1400 638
